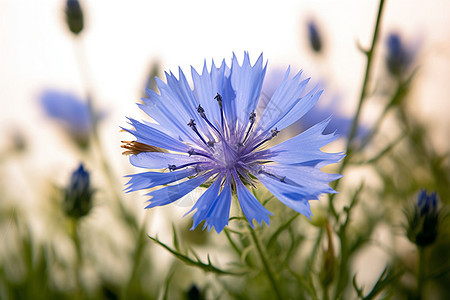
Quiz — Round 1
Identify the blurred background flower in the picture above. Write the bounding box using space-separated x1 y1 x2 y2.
40 90 101 148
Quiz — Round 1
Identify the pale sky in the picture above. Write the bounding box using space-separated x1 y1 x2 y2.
1 0 449 181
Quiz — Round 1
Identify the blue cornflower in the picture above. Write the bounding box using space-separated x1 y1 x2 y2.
40 90 94 148
123 53 343 233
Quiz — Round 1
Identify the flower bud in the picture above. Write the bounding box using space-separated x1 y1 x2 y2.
307 20 322 53
407 190 440 247
65 0 84 35
385 33 416 79
63 164 93 218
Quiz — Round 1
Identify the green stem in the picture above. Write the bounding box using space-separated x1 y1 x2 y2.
69 219 83 296
72 37 139 232
248 225 283 300
328 0 386 219
417 246 425 299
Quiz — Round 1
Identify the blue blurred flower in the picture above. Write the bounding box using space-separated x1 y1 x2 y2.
64 163 93 218
385 32 418 78
123 53 343 233
407 190 440 247
40 90 94 148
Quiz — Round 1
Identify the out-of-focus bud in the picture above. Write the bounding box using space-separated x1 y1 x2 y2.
63 164 93 219
406 190 440 247
65 0 84 35
307 20 322 53
186 284 203 300
385 33 417 79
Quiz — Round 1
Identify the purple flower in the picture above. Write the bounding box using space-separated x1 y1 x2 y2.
123 53 343 233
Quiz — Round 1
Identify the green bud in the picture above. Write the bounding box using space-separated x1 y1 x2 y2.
406 190 440 247
63 163 93 218
65 0 84 35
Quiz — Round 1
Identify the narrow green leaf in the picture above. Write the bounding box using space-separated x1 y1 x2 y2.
267 213 299 249
362 267 404 300
172 223 180 252
148 235 246 276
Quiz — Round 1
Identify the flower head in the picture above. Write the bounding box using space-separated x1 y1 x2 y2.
123 53 343 233
40 90 95 148
64 163 93 219
407 190 440 247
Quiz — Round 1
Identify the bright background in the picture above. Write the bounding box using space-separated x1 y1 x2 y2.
2 0 450 165
1 0 450 292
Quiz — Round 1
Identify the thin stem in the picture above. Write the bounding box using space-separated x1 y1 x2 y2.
248 225 283 300
69 219 83 297
328 0 386 219
72 37 139 232
417 246 426 299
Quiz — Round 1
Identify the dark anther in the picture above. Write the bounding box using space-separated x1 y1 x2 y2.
197 104 221 136
242 111 257 145
214 93 223 107
188 119 196 128
188 149 195 156
249 111 256 123
188 119 210 147
168 164 176 171
197 105 206 118
271 128 280 137
214 93 225 130
207 140 216 147
280 176 286 183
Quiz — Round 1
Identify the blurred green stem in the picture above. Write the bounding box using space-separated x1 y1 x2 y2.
248 225 282 300
328 0 386 218
417 246 425 299
72 37 139 232
69 219 83 296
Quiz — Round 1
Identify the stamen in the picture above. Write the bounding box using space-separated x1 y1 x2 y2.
188 148 210 158
271 128 280 137
188 119 209 147
259 170 287 183
251 127 280 151
214 93 225 130
168 162 204 171
197 104 221 136
121 141 167 155
242 111 256 145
